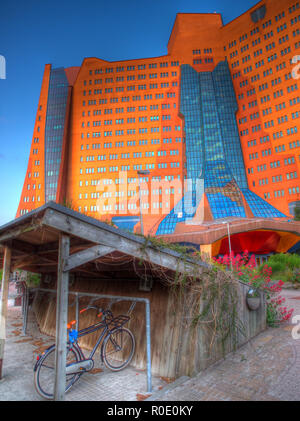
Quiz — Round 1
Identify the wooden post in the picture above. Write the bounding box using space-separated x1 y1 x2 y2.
54 234 70 401
0 246 12 379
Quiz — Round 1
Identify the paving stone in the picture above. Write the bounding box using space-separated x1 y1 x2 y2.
149 289 300 402
0 306 167 401
1 289 300 401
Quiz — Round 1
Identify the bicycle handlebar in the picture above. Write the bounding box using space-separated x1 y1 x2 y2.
67 306 113 329
98 309 113 319
79 306 113 319
79 305 100 314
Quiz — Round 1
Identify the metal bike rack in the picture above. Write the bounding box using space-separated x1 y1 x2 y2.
23 287 152 393
14 280 30 336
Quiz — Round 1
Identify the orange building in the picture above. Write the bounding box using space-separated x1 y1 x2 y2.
17 0 300 255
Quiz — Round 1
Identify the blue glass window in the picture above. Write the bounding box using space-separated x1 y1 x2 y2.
44 68 69 203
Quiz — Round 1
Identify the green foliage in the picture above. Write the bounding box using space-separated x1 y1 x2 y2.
143 235 193 256
294 205 300 221
26 272 41 287
0 269 40 288
136 233 203 264
266 301 279 328
61 198 76 210
267 253 300 270
138 236 246 355
264 253 300 283
266 261 285 275
16 270 41 287
213 251 295 326
194 269 246 355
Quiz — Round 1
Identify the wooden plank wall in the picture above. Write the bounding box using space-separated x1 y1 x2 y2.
175 282 267 377
32 278 266 379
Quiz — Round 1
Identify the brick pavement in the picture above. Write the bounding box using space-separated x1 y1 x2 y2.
0 306 167 401
1 288 300 401
149 289 300 401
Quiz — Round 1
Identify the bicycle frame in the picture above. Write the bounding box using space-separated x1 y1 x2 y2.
34 308 130 375
33 308 135 401
70 318 112 361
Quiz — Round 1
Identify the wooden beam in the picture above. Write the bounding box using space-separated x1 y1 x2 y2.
11 239 37 254
54 234 70 401
35 237 91 255
64 245 115 271
0 246 11 379
11 255 38 271
42 209 207 276
73 267 112 277
11 248 59 272
0 221 41 244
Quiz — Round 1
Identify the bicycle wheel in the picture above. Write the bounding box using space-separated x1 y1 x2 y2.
102 327 135 371
34 344 81 400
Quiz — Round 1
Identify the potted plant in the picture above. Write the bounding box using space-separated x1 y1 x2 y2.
246 288 260 311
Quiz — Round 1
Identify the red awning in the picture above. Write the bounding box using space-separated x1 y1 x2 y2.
219 230 280 255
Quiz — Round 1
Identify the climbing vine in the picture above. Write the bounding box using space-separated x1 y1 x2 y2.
214 251 294 327
137 234 246 356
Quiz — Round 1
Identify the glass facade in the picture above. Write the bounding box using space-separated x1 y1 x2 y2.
156 61 286 235
44 68 69 202
241 188 286 218
212 62 248 190
156 188 202 235
111 216 140 231
199 62 246 219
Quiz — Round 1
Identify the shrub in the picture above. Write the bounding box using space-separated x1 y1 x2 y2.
294 205 300 221
213 251 294 327
266 260 285 275
266 253 300 283
26 272 41 287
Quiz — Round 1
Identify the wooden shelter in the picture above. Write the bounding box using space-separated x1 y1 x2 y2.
0 202 266 401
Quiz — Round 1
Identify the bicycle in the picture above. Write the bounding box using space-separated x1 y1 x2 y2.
33 305 135 400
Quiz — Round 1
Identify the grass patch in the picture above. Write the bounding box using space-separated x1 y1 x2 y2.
261 253 300 284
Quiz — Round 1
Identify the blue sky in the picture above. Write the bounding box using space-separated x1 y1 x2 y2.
0 0 257 225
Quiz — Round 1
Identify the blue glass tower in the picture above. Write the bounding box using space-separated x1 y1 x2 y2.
44 68 69 203
156 61 285 235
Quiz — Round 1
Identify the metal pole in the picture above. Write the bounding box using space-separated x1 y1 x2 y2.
22 284 29 336
0 246 11 380
54 234 70 401
227 223 233 270
21 283 25 319
30 288 152 393
75 292 79 332
145 299 152 393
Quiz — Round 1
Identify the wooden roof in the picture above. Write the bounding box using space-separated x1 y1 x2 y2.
0 202 208 282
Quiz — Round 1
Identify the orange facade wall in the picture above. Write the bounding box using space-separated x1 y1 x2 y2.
66 56 185 222
220 0 300 216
